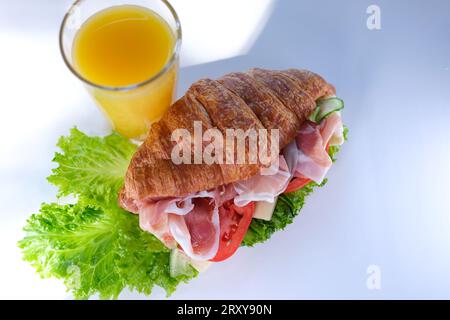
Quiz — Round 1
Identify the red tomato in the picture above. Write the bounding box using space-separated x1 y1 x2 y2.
210 200 255 262
284 177 311 193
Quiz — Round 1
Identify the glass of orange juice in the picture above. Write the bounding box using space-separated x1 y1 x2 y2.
60 0 181 139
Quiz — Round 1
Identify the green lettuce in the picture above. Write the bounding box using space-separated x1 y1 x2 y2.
19 129 196 299
47 128 136 204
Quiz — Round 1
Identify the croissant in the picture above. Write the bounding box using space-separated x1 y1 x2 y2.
120 68 335 204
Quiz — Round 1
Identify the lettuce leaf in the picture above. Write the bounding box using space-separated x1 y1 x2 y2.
47 128 136 204
18 202 194 299
19 129 197 299
243 126 348 246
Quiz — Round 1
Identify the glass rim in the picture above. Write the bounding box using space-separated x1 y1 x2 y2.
59 0 182 92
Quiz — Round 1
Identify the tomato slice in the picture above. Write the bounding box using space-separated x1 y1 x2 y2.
210 200 255 262
284 177 311 193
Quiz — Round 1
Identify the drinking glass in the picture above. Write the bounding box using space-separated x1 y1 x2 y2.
60 0 182 139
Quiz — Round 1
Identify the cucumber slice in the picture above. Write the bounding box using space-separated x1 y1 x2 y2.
308 106 321 122
170 249 195 277
315 97 344 123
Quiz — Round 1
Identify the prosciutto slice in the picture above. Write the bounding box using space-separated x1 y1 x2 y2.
233 155 291 206
233 112 344 207
169 197 220 260
284 112 344 184
138 190 224 260
138 199 178 249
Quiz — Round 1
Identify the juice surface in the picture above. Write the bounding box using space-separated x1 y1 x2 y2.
72 5 178 139
73 5 175 87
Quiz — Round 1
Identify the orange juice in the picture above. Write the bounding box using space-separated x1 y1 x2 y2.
72 5 178 139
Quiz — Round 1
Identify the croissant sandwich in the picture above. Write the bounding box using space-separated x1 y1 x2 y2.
119 68 346 263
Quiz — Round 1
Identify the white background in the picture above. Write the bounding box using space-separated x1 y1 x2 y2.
0 0 450 299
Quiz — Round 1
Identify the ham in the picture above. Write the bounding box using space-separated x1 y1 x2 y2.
284 112 344 184
138 199 178 249
169 197 220 260
233 155 291 206
137 190 222 260
322 112 344 146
